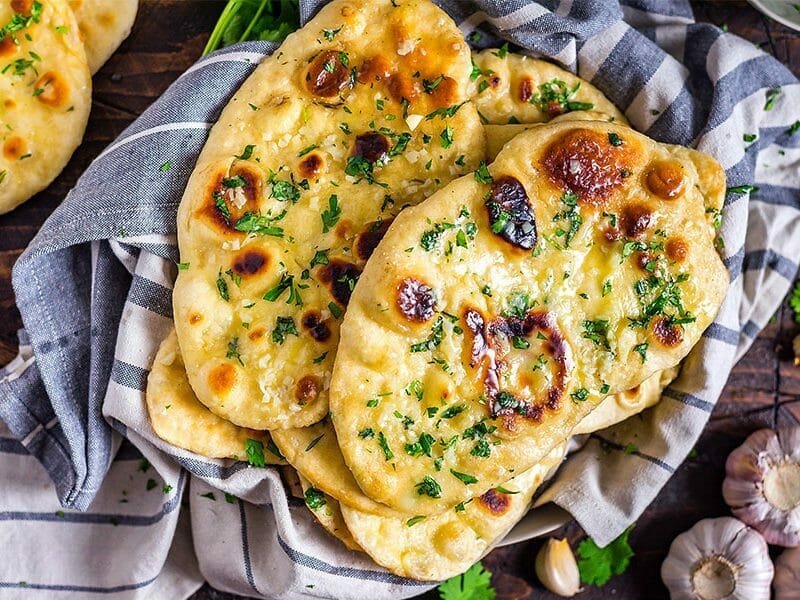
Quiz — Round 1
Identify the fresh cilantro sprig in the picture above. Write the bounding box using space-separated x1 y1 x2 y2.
438 562 496 600
203 0 300 56
577 525 635 586
789 279 800 324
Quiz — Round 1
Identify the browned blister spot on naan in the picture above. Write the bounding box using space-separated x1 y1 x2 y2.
208 363 236 396
646 160 685 200
11 0 33 15
478 488 511 516
295 375 321 405
666 238 689 262
248 327 267 341
305 50 352 98
299 153 324 179
355 219 392 261
396 277 436 322
188 312 203 325
34 72 70 108
3 99 15 109
635 250 656 273
620 203 654 238
0 36 17 58
99 11 115 26
518 77 533 102
542 128 637 205
302 310 332 342
485 175 537 250
201 164 262 234
353 132 389 164
317 259 361 308
2 136 26 160
358 55 392 83
653 317 683 347
387 72 418 104
232 250 269 277
623 384 641 399
427 75 458 107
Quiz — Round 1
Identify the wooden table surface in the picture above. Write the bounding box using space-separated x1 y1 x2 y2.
1 2 798 599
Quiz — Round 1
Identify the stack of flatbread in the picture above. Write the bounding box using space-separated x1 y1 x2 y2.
148 0 729 581
0 0 137 214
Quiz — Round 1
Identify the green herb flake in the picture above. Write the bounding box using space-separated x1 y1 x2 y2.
321 194 341 232
608 132 623 146
450 469 478 485
406 515 426 527
409 316 444 353
474 161 493 184
272 316 298 344
764 87 781 111
415 475 442 498
304 487 327 510
577 525 635 586
305 433 324 452
245 438 265 467
633 342 648 363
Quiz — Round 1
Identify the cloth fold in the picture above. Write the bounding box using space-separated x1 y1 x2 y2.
1 0 799 597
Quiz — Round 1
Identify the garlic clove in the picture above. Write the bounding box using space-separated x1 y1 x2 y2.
723 427 800 547
535 537 581 597
774 546 800 599
661 517 773 600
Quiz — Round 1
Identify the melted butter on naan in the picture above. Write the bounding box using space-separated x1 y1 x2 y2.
173 0 486 430
0 0 91 214
330 120 728 513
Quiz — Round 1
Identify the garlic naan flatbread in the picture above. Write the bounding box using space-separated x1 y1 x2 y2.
470 49 627 125
146 328 283 463
330 120 728 513
298 474 362 552
68 0 137 74
0 0 91 214
573 366 677 435
173 0 485 430
341 444 565 581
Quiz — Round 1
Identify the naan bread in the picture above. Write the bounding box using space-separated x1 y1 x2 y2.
271 422 403 517
298 474 362 552
68 0 137 74
173 0 485 430
470 49 627 125
146 328 284 463
340 444 566 581
0 0 91 214
330 120 728 513
573 366 678 435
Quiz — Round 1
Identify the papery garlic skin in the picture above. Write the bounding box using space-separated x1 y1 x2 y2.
661 517 773 600
535 537 580 597
723 427 800 547
774 546 800 600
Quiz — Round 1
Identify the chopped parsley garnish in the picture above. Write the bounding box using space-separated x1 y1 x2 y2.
503 291 533 319
423 75 444 92
531 78 594 114
512 336 530 349
409 316 444 353
358 428 375 439
552 192 582 247
271 179 300 203
235 144 254 160
743 133 757 143
571 388 589 402
321 194 341 232
0 2 43 45
440 404 467 419
405 432 435 457
726 185 758 194
234 211 285 237
473 161 493 184
214 193 230 222
420 221 456 251
440 125 454 149
786 120 800 137
263 272 303 306
425 101 466 121
309 249 329 267
764 87 781 111
328 302 343 319
345 155 377 184
406 515 426 527
415 475 442 498
405 379 424 400
492 42 509 58
450 469 478 485
272 316 298 344
304 487 327 510
297 144 318 157
245 438 265 467
608 132 623 146
602 280 613 297
226 337 243 365
582 319 611 351
633 342 648 363
628 270 693 329
377 431 393 460
222 175 246 188
216 270 230 301
305 433 324 452
600 383 611 395
471 438 491 458
322 26 341 41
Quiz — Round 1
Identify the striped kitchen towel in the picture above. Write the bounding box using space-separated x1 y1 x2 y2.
1 0 799 598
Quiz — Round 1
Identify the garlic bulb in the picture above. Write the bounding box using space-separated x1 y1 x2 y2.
535 537 580 597
723 427 800 547
774 546 800 599
661 517 773 600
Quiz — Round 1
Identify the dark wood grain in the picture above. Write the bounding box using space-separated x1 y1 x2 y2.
0 2 797 599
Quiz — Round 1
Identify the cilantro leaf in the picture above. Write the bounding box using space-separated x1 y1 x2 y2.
203 0 300 56
577 525 635 586
438 562 496 600
790 279 800 324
